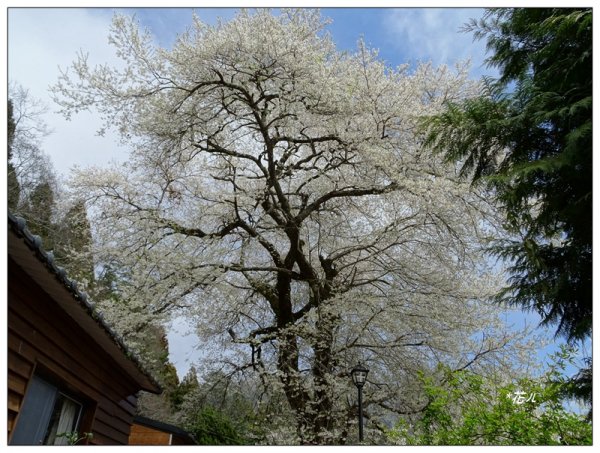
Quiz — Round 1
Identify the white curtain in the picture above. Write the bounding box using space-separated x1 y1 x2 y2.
46 396 81 445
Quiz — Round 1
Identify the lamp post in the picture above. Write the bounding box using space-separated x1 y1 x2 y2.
350 362 369 442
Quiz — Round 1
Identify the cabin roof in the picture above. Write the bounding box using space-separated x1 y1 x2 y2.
8 212 162 394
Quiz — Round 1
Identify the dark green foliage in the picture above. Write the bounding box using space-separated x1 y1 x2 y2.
171 369 273 444
561 358 592 421
134 327 187 424
169 366 199 410
20 179 57 249
423 8 592 343
485 8 592 344
132 324 181 392
185 405 248 445
8 100 20 210
91 265 124 303
421 7 592 419
7 100 16 157
18 185 96 288
53 200 95 283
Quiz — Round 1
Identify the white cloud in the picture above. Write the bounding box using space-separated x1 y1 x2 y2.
9 8 128 178
382 8 492 77
7 8 240 179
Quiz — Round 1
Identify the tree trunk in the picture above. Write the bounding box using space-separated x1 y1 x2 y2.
309 309 337 444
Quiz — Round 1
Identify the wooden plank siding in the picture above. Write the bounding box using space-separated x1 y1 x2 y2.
129 423 172 445
129 416 196 445
7 259 142 445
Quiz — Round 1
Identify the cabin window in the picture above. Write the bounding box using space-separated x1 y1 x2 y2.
10 375 83 445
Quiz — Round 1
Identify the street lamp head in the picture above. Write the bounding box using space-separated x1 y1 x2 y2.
351 362 369 388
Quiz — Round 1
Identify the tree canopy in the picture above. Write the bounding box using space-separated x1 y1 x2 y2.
53 10 537 444
423 8 592 343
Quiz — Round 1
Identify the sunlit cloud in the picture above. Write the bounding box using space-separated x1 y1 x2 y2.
7 8 238 180
382 8 492 78
9 8 127 177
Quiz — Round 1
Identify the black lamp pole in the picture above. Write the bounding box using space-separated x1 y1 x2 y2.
351 363 369 443
357 384 364 441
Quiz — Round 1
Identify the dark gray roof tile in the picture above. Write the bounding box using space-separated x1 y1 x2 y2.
8 212 162 393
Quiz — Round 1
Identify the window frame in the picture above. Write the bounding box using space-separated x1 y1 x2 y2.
9 372 89 445
43 391 84 445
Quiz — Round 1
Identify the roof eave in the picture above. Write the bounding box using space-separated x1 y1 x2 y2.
8 213 162 394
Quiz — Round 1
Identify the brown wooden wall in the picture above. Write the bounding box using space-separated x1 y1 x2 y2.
8 258 141 445
129 423 172 445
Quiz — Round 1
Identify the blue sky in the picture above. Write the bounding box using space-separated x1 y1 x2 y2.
116 7 491 75
7 7 495 180
7 7 493 178
6 6 586 380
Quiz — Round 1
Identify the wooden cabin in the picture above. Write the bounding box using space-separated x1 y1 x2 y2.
7 213 162 445
129 415 196 445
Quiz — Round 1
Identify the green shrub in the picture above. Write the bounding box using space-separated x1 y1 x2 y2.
186 405 248 445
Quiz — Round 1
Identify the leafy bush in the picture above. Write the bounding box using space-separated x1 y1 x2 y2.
186 406 248 445
388 347 591 446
